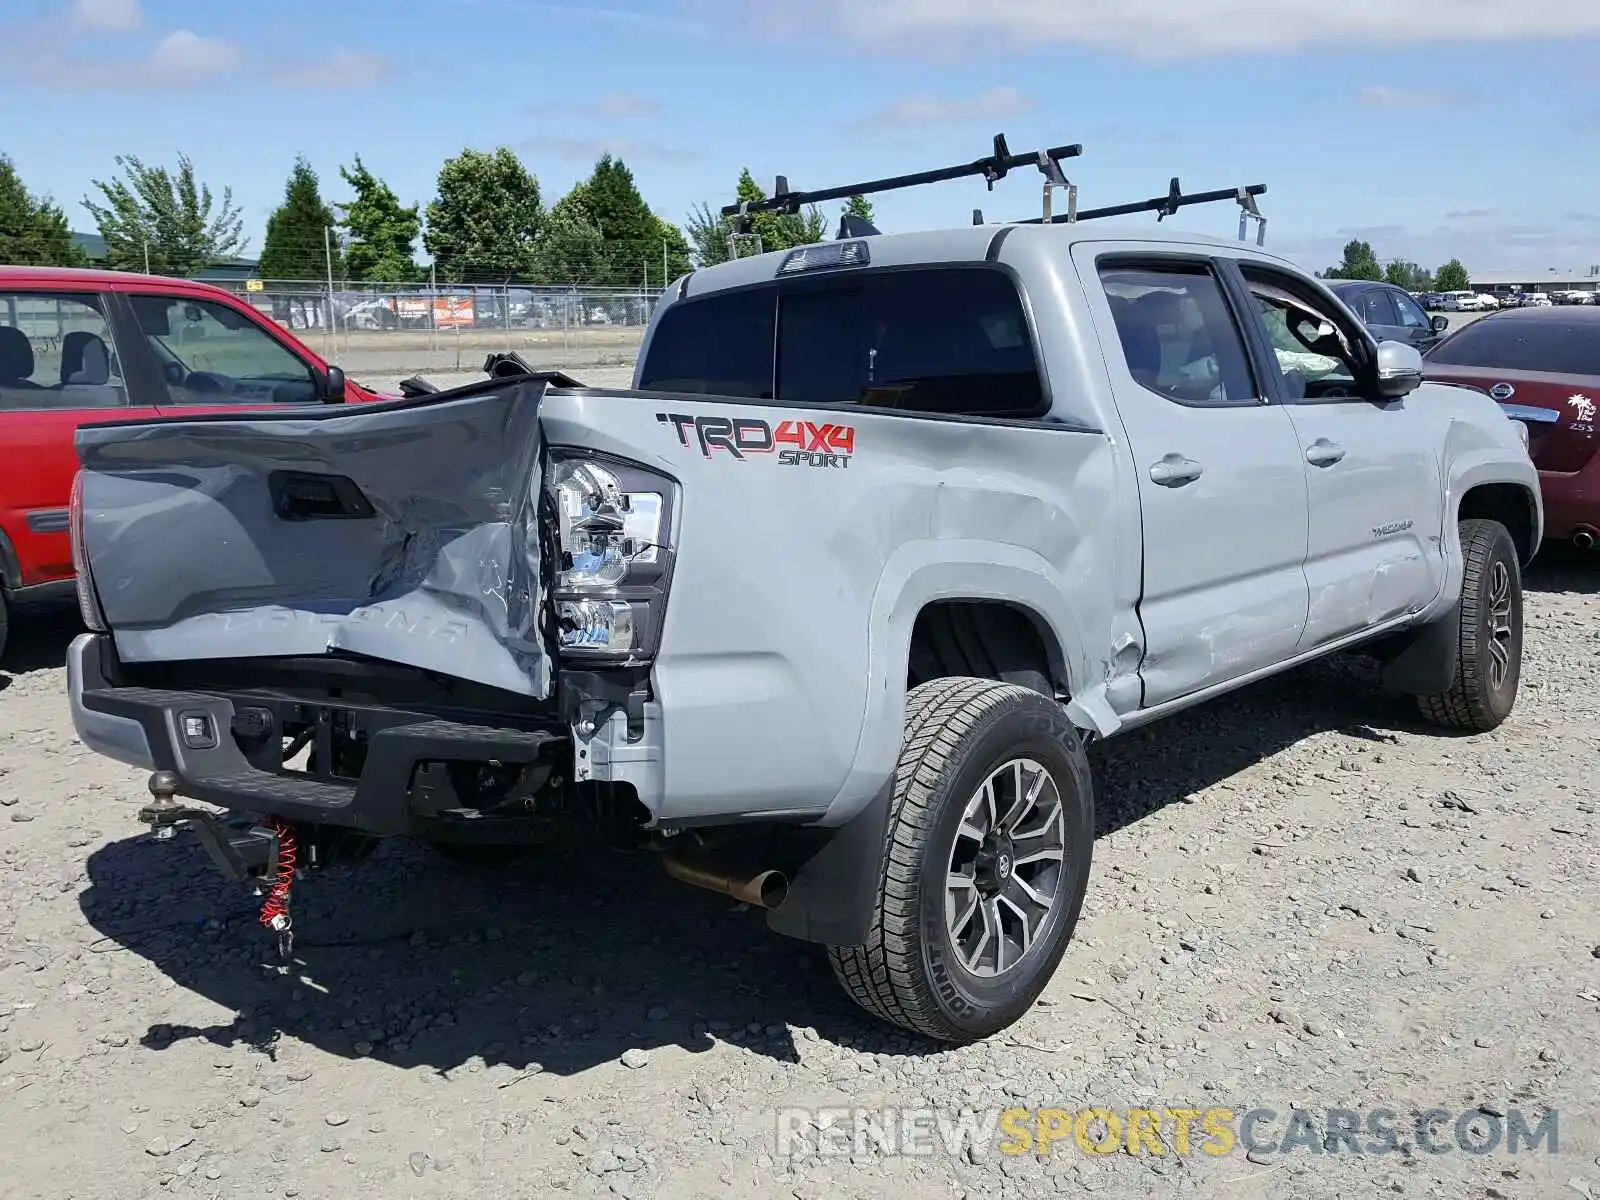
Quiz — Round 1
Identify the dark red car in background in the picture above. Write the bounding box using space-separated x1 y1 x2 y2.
1423 305 1600 549
0 266 381 658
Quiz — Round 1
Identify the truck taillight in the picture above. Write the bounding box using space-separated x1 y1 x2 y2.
544 452 676 661
69 472 107 633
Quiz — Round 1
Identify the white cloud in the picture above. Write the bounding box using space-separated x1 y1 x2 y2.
271 50 392 88
6 23 390 91
518 134 699 163
69 0 144 33
528 92 663 120
735 0 1600 57
850 85 1035 129
454 0 709 37
1354 85 1470 108
147 29 240 80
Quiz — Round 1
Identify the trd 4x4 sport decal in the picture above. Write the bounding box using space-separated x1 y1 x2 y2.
656 412 855 469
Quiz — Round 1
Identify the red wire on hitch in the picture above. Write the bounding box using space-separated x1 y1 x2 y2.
259 817 298 932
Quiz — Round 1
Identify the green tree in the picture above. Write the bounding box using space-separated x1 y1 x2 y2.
423 147 543 282
1384 259 1432 292
842 194 875 225
82 153 244 275
336 155 420 282
0 154 85 267
531 187 606 285
684 200 732 267
258 155 340 281
1435 258 1471 292
654 214 692 285
578 155 666 285
785 204 828 247
731 168 825 254
1322 238 1383 281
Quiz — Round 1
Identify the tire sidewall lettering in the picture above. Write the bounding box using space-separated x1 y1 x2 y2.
916 696 1093 1036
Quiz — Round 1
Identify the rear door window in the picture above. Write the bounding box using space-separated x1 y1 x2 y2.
0 292 127 411
1098 262 1261 407
637 267 1046 418
777 269 1044 416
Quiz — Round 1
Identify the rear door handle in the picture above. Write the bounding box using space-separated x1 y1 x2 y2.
1305 439 1346 467
1149 454 1204 486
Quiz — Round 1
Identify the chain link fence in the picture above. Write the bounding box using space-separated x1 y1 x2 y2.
209 279 665 381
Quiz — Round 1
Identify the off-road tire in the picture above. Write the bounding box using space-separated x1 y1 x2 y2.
424 841 537 869
828 677 1094 1043
1415 518 1523 732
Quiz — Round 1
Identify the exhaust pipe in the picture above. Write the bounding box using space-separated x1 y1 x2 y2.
1575 528 1598 551
662 854 789 909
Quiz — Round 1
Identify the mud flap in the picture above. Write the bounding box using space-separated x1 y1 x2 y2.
764 781 893 947
1376 601 1461 695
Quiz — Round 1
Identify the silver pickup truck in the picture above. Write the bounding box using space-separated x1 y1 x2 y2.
66 142 1540 1043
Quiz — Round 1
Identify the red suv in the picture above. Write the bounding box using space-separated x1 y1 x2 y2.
0 266 384 658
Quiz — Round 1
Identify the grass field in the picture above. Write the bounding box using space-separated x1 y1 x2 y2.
308 324 646 381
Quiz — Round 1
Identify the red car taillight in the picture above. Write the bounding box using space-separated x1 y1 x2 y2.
69 471 107 633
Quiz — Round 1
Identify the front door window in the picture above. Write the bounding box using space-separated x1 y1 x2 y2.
128 295 318 405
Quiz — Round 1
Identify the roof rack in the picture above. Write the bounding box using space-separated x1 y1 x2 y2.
719 133 1269 246
1014 178 1269 246
720 133 1083 238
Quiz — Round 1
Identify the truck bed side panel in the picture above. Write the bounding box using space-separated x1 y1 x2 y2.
541 390 1115 824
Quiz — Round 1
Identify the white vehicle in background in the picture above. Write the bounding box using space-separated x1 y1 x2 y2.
1556 290 1596 306
1439 290 1477 312
1520 292 1553 308
1472 293 1502 310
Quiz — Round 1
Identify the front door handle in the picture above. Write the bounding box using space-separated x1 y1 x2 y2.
1149 453 1204 486
1305 439 1346 467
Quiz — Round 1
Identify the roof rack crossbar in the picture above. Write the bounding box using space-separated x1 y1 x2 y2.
1018 179 1267 228
719 133 1084 222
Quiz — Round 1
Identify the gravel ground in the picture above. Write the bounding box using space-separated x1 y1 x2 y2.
1 549 1597 1200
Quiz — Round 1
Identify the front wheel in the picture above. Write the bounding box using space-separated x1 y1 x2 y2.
828 677 1094 1043
1415 517 1523 732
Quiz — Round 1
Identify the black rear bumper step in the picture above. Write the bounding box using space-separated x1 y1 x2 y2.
78 645 564 834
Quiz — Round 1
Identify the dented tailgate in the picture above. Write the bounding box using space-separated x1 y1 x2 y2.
72 380 553 698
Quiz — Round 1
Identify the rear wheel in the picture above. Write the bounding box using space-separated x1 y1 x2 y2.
1415 518 1523 732
0 586 9 662
828 677 1094 1043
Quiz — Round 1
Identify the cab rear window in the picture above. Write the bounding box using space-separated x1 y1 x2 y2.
638 267 1046 418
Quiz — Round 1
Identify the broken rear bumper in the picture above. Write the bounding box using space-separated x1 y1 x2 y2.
67 633 562 836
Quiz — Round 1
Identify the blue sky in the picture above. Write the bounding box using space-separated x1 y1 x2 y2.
2 0 1598 275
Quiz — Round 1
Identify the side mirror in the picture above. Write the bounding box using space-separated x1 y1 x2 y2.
1374 340 1423 399
1430 314 1450 334
321 364 347 403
